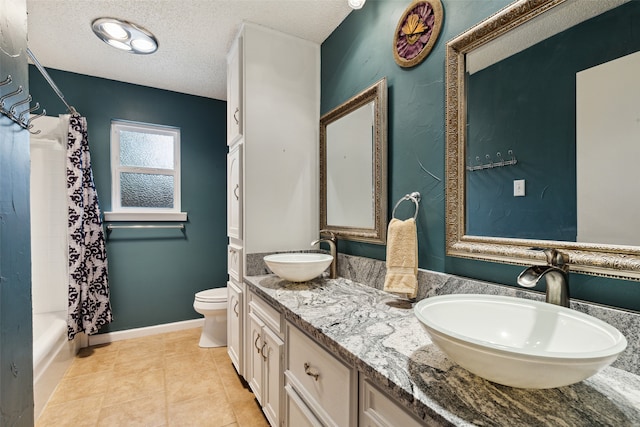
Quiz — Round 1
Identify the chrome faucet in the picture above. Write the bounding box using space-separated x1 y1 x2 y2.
517 249 570 307
311 230 337 279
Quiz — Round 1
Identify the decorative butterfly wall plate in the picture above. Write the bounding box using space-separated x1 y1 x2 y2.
393 0 443 68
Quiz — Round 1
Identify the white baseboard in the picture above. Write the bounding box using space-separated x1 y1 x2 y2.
88 318 204 346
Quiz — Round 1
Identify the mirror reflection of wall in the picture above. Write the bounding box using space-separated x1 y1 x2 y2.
465 1 640 243
576 50 640 246
326 101 375 228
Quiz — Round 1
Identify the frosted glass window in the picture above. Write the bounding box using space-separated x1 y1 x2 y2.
120 173 174 208
120 131 174 169
110 120 182 215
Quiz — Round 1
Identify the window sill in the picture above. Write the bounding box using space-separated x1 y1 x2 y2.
104 212 188 222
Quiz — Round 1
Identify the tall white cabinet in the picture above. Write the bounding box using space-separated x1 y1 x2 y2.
226 22 320 426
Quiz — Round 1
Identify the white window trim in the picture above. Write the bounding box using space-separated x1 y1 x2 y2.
104 120 187 222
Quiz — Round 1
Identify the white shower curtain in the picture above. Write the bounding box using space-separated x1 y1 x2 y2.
66 114 113 339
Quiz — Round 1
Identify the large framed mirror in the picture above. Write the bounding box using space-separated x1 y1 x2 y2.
445 0 640 280
320 77 388 244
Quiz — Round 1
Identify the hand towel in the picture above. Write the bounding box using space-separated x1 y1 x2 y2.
383 218 418 299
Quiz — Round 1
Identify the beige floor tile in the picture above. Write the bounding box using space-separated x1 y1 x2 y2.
231 399 270 427
98 392 167 427
165 351 216 375
114 351 165 375
48 370 111 405
37 394 104 427
65 350 117 378
163 328 202 342
164 336 209 358
167 395 236 427
119 333 165 348
217 362 255 403
38 329 252 427
209 347 231 363
165 368 225 404
117 335 165 359
103 368 165 406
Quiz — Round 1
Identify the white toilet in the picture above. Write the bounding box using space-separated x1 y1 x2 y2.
193 287 228 348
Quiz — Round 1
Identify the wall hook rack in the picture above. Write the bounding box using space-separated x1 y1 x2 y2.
467 150 518 172
0 75 46 134
2 48 76 134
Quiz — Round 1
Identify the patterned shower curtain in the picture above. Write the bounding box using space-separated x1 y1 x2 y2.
66 114 113 339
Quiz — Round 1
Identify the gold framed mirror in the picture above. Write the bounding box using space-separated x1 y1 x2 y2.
445 0 640 280
320 78 388 244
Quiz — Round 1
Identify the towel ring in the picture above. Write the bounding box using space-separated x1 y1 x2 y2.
392 192 421 220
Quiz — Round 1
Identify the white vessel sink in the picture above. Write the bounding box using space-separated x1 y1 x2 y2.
264 253 333 282
414 294 627 389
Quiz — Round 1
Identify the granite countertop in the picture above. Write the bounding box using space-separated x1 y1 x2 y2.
245 275 640 427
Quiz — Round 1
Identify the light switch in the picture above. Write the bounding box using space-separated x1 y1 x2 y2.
514 179 525 197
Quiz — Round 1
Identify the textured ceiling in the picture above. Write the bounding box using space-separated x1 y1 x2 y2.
26 0 353 101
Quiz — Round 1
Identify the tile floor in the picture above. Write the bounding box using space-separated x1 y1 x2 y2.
37 328 269 427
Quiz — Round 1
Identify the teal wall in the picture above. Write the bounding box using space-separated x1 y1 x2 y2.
0 0 34 423
321 0 640 312
29 68 228 332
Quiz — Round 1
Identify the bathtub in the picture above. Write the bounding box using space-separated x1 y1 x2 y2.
30 116 84 419
33 311 84 419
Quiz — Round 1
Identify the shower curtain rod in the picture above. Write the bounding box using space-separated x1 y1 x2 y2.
26 48 77 115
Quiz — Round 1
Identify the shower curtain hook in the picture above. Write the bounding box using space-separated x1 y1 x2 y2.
9 95 32 116
0 85 23 108
27 108 46 133
18 102 40 123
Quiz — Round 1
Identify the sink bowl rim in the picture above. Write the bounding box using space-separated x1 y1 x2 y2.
414 294 628 361
263 253 333 264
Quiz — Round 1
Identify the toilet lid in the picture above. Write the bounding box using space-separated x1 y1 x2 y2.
195 288 227 303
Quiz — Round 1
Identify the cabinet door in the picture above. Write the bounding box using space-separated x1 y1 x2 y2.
227 143 242 240
247 312 265 404
227 280 243 374
227 36 242 145
262 326 284 427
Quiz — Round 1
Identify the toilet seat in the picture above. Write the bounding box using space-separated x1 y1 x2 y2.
195 288 227 303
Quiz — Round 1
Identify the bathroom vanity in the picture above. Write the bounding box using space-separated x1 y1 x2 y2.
225 3 640 425
244 274 640 426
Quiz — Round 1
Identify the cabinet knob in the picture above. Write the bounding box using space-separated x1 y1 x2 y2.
233 107 240 125
303 362 320 381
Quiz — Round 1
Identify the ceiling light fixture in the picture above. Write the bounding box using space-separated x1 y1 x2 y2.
92 18 158 54
348 0 366 9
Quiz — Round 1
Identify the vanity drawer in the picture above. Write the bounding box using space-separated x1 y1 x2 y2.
248 290 282 337
359 377 428 427
286 323 354 427
228 244 242 282
285 384 323 427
